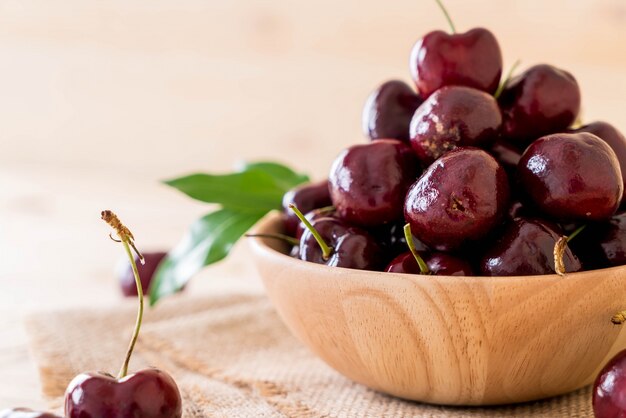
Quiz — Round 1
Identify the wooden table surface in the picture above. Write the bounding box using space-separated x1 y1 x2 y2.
1 0 625 410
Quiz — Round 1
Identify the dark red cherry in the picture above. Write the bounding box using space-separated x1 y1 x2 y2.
499 64 581 145
64 369 182 418
404 147 510 251
118 251 167 297
571 122 626 205
329 139 419 227
295 207 336 239
409 86 502 165
409 28 502 98
386 251 473 275
480 217 582 276
593 348 626 417
362 80 423 142
569 213 626 270
282 180 331 236
518 132 623 221
299 217 382 270
0 409 62 418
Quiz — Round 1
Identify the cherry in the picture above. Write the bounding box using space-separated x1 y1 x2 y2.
329 139 419 227
409 27 502 98
282 180 331 236
385 224 473 275
409 86 502 165
571 121 626 205
0 409 62 418
65 369 182 418
291 205 382 271
404 147 510 251
518 132 623 221
118 251 167 297
593 349 626 418
65 211 182 418
569 212 626 270
498 64 581 145
480 217 582 276
362 80 423 142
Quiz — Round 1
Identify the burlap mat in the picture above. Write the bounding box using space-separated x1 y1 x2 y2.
25 292 593 417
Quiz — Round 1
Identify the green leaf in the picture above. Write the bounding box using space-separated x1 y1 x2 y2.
163 162 310 211
238 161 310 190
164 170 286 211
150 208 266 305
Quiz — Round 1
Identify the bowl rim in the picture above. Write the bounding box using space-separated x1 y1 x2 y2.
248 211 626 284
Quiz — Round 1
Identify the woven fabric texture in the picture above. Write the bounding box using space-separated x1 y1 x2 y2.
25 293 593 417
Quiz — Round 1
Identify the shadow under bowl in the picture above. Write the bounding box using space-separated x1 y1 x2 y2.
248 212 626 406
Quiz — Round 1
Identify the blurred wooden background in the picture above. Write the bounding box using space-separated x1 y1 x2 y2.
1 0 625 409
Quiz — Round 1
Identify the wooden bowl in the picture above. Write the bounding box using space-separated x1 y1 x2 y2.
248 212 626 406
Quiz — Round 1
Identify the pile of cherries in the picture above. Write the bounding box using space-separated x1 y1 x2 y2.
282 19 626 279
280 5 626 417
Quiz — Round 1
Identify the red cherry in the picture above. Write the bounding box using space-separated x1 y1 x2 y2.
281 181 331 236
409 85 502 165
362 80 423 142
499 64 581 146
518 132 623 221
64 369 182 418
594 349 626 418
386 251 473 276
329 140 419 227
404 147 510 251
409 28 502 98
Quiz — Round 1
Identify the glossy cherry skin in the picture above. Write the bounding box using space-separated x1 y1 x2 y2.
409 86 502 165
593 349 626 418
0 409 62 418
480 217 582 276
282 180 332 236
405 147 510 251
518 132 623 221
570 213 626 270
362 80 423 142
409 28 502 98
118 251 167 297
329 139 419 227
499 64 581 146
64 369 182 418
571 122 626 205
299 217 382 271
385 251 473 276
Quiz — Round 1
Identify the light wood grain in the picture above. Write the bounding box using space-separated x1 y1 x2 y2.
1 0 625 408
250 213 626 405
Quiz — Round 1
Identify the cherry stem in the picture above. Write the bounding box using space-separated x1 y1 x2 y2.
245 233 299 246
567 225 586 242
403 224 430 275
494 60 521 99
118 238 144 379
434 0 456 34
289 203 333 260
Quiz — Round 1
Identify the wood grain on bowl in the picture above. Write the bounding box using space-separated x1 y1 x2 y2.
248 212 626 406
